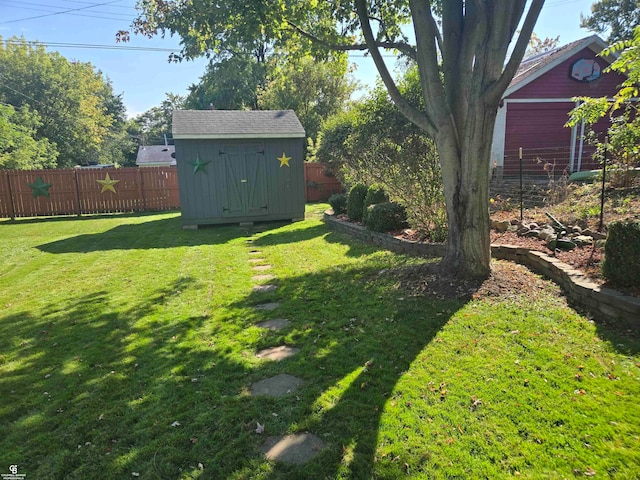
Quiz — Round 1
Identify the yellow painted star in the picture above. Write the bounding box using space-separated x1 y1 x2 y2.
277 152 291 168
96 172 120 194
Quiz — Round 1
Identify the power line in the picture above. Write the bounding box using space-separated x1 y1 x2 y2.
0 1 134 21
3 38 178 53
0 0 122 24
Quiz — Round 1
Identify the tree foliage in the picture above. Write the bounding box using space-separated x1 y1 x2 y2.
124 0 544 279
0 104 57 169
257 55 357 140
0 37 127 168
319 68 446 240
580 0 640 43
567 26 640 185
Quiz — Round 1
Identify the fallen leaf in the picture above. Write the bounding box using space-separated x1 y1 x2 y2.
132 473 140 477
584 466 596 476
171 421 181 427
190 437 198 444
198 463 204 470
255 422 265 434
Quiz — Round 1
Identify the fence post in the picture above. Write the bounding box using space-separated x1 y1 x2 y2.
137 168 145 212
5 171 16 220
73 169 82 216
598 137 608 232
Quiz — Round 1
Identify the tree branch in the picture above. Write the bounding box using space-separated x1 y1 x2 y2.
486 0 545 102
353 0 434 135
285 19 417 60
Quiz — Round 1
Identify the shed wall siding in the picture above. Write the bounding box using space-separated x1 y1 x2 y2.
509 47 625 100
175 137 304 225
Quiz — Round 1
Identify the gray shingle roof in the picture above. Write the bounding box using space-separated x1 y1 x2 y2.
172 110 306 139
136 145 176 166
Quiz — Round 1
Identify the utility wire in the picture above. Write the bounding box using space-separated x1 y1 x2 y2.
0 2 133 21
0 0 121 24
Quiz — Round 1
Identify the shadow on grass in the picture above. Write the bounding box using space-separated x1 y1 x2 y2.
36 216 284 253
226 260 465 479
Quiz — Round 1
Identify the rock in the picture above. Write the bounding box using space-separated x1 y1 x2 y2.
595 239 607 249
510 218 520 225
525 229 542 238
529 222 539 230
548 239 576 251
517 226 531 236
583 229 607 241
571 225 583 234
494 220 511 232
507 224 519 233
573 235 594 247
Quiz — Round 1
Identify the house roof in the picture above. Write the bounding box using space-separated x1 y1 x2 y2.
505 35 610 98
136 145 176 166
172 110 306 139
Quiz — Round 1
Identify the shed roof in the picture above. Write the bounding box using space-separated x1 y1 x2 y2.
172 109 306 139
136 145 176 166
505 35 610 98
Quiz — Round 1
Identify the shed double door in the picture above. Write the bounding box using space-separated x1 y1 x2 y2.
221 144 268 217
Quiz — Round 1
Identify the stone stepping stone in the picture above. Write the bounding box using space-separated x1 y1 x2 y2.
253 265 272 272
248 258 265 264
248 251 262 256
256 345 299 361
256 318 290 331
252 284 278 293
260 433 326 465
252 274 275 282
254 302 279 311
250 373 303 397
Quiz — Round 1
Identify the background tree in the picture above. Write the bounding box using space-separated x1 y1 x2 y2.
0 104 57 169
525 32 560 57
0 37 126 167
123 0 544 279
580 0 640 43
130 92 185 146
257 54 357 141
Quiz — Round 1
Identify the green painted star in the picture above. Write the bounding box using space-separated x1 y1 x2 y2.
28 176 53 198
190 155 211 174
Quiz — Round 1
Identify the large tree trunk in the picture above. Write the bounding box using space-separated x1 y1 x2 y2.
436 106 498 280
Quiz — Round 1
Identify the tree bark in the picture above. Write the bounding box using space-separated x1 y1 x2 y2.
436 106 498 280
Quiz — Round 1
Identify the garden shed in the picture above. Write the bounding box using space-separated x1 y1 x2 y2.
172 109 306 228
490 35 627 177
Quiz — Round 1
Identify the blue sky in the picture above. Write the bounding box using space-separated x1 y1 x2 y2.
0 0 598 118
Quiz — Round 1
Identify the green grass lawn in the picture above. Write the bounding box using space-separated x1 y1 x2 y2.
1 205 638 479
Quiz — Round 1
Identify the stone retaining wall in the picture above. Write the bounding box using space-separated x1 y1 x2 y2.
324 213 640 327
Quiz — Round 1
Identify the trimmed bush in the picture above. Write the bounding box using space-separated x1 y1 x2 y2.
328 193 347 215
603 219 640 287
365 202 408 232
362 184 389 223
346 183 368 222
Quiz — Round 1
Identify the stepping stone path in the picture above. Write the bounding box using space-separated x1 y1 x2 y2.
254 302 280 311
250 373 303 397
259 433 326 465
256 318 290 331
247 237 326 465
252 274 275 282
256 345 299 361
252 284 278 293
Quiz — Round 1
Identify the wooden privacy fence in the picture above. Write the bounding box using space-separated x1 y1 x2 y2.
0 167 180 219
304 162 342 202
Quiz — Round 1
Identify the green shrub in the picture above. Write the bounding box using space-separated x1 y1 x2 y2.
346 183 368 222
362 184 389 223
365 202 408 232
328 193 347 215
603 219 640 287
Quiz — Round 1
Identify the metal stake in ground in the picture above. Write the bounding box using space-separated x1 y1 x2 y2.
598 137 608 233
519 147 523 221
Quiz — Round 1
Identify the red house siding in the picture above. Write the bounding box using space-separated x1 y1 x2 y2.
509 47 625 99
502 46 624 175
